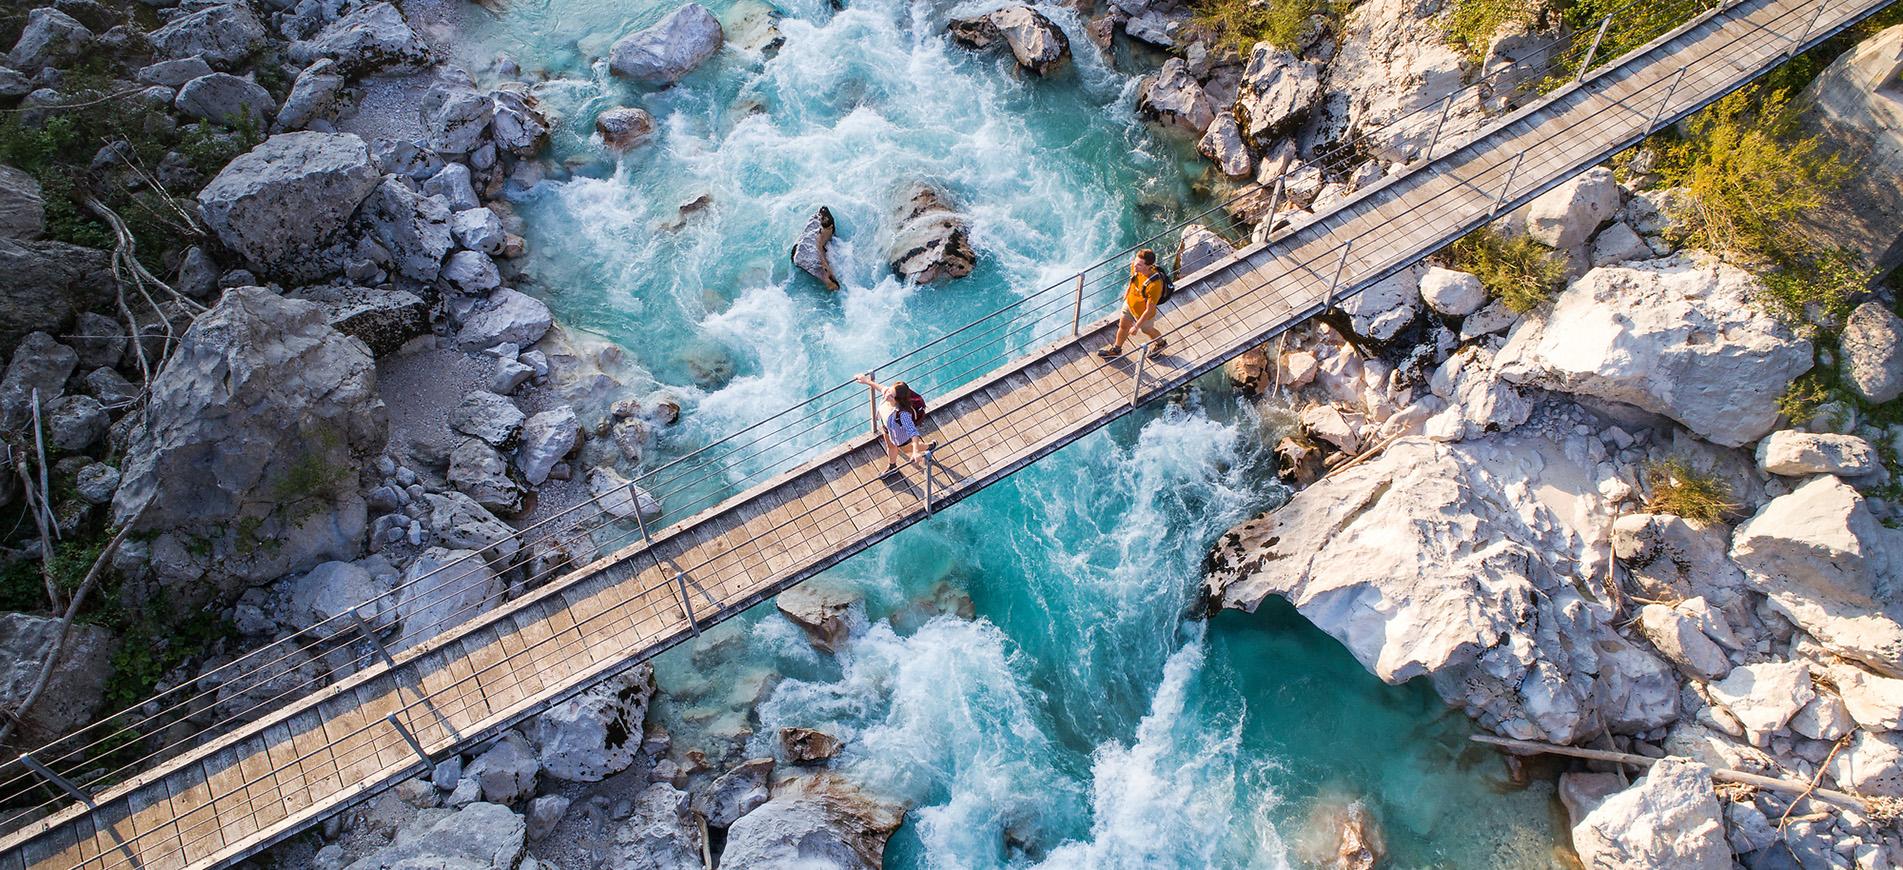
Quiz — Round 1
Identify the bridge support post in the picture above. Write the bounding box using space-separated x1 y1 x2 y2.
1070 273 1085 337
1325 240 1354 309
1262 176 1286 240
1789 2 1829 56
385 714 433 769
631 499 701 636
1490 152 1526 217
922 447 935 515
18 752 96 809
1647 66 1689 134
1130 344 1149 408
867 375 879 435
1578 15 1613 81
353 609 398 669
1425 94 1453 163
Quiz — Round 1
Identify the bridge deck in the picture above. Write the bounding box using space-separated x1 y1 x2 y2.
2 0 1887 865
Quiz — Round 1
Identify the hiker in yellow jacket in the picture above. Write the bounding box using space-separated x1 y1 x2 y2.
1097 248 1168 360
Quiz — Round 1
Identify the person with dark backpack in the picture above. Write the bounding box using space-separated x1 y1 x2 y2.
1097 248 1169 361
854 373 935 473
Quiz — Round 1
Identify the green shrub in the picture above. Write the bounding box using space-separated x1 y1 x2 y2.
1777 371 1832 425
1445 0 1543 61
1191 0 1343 55
1447 226 1567 313
1654 87 1848 262
1643 458 1737 522
1758 247 1872 330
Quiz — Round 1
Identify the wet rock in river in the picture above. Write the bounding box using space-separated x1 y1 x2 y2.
887 184 975 284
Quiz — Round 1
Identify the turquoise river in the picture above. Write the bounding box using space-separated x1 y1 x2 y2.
438 0 1567 864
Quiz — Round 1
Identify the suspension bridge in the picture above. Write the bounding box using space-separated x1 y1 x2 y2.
0 0 1891 864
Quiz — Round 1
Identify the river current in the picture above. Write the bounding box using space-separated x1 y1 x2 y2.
439 0 1564 863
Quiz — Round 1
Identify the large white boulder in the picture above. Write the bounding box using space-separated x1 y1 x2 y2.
1320 0 1484 162
1569 758 1730 870
1340 263 1422 342
1496 255 1812 448
948 6 1070 76
719 774 904 870
1755 430 1877 476
1706 661 1814 744
114 288 385 610
197 132 381 282
1204 434 1668 743
524 664 655 781
148 3 266 70
609 4 724 86
293 2 433 76
1234 45 1324 144
1827 730 1903 797
1731 476 1903 676
1523 168 1621 249
395 547 501 649
1418 266 1486 317
342 801 525 870
0 612 117 747
1840 301 1903 404
1136 58 1215 133
605 782 702 869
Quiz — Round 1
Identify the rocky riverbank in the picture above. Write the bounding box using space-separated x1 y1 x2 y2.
1201 21 1903 867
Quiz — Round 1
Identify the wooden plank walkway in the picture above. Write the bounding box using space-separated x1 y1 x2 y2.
0 0 1888 865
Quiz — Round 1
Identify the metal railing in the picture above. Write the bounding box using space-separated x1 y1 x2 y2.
0 0 1853 844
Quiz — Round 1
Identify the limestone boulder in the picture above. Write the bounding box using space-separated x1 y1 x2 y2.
1829 664 1903 732
420 490 519 560
719 774 903 870
781 727 842 764
489 86 550 157
148 3 267 70
6 8 92 73
1340 263 1421 342
197 133 381 282
395 547 500 650
1840 301 1903 404
354 176 453 284
343 802 525 870
1569 758 1730 870
589 467 661 521
0 331 78 431
790 206 840 290
1523 168 1621 249
0 612 117 748
1205 434 1650 743
274 59 346 133
452 208 506 255
697 757 773 828
887 185 975 284
1418 266 1486 317
609 4 724 86
1797 24 1903 273
114 288 384 610
448 438 523 514
1707 661 1814 744
1730 476 1903 676
524 664 655 781
1234 45 1323 144
776 582 858 653
1321 0 1483 163
1422 345 1531 442
1198 113 1252 178
294 2 433 76
288 284 429 356
1755 430 1877 477
1175 224 1234 277
1496 255 1812 448
514 407 580 486
276 559 394 639
457 289 552 351
175 73 276 127
1636 603 1730 681
596 106 657 151
605 782 702 870
1827 730 1903 797
1136 58 1215 133
44 395 106 451
0 165 44 241
948 6 1070 76
0 240 109 348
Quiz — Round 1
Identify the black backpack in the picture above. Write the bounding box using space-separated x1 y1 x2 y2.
1156 269 1177 305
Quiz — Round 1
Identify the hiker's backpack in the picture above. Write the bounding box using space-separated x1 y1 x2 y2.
1156 269 1177 306
906 392 928 421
